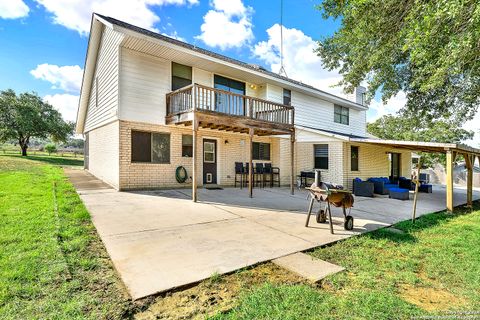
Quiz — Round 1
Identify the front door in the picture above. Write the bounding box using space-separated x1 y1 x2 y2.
390 153 401 182
203 139 217 184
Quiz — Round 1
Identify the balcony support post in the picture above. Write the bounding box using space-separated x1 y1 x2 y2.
192 117 198 202
249 128 254 198
290 129 295 195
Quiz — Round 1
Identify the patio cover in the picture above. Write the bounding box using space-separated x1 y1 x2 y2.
350 138 480 212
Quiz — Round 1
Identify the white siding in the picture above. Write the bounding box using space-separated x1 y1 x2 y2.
193 67 212 86
292 90 366 136
84 28 123 132
119 48 170 125
266 83 284 104
87 121 120 188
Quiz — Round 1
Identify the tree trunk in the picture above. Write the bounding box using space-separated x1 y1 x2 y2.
21 144 28 156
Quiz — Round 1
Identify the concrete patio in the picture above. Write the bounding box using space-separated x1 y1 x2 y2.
66 169 480 299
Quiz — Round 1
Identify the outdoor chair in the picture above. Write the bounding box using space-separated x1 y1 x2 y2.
234 162 244 188
367 177 398 195
352 178 374 197
398 177 414 190
254 163 265 188
266 164 280 187
244 162 250 188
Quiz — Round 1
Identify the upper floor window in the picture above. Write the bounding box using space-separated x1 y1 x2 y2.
171 62 192 91
283 88 291 106
334 105 349 125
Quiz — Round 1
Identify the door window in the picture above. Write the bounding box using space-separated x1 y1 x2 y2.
204 142 215 163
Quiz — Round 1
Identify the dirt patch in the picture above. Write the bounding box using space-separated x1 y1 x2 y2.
134 262 305 320
399 284 467 312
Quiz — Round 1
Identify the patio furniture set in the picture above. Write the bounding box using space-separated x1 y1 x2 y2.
353 174 433 200
234 162 280 189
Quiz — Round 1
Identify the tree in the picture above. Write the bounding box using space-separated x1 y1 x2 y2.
0 90 74 156
316 0 480 121
44 143 57 155
367 110 474 167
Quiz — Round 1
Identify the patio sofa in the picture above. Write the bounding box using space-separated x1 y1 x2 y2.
398 177 414 190
367 177 398 195
352 178 374 197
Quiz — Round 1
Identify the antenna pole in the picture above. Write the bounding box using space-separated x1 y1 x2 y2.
279 0 287 77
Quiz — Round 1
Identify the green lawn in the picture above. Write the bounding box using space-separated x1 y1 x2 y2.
0 155 131 319
212 203 480 319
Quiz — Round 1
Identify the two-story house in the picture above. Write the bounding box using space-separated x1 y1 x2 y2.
76 14 413 199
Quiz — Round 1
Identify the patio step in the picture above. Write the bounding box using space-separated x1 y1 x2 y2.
272 252 344 282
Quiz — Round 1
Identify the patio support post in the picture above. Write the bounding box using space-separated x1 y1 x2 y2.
290 130 295 195
412 157 422 222
465 153 473 208
446 150 456 212
192 119 198 202
248 128 254 198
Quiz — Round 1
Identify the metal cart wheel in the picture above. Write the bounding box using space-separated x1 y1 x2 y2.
344 215 354 230
316 209 327 223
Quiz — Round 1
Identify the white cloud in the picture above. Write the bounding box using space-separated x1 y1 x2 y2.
44 94 79 122
30 64 83 93
253 24 345 98
0 0 29 19
34 0 198 35
196 0 254 50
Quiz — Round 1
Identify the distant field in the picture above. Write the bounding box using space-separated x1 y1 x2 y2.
0 145 83 159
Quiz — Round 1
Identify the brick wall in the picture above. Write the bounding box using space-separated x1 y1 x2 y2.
87 120 120 188
118 120 282 190
294 140 346 186
342 142 412 190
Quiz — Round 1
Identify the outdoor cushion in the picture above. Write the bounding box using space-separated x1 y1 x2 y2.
389 187 410 200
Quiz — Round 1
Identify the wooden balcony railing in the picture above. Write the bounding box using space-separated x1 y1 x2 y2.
166 84 294 126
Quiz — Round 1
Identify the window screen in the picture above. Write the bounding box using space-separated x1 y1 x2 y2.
252 142 271 161
131 131 152 162
172 62 192 91
131 131 170 163
314 144 328 170
351 146 359 171
152 133 170 163
182 134 193 157
334 105 349 125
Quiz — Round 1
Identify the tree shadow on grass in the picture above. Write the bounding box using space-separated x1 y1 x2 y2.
365 200 479 244
6 155 84 167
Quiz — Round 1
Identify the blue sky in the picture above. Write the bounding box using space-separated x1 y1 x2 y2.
0 0 478 146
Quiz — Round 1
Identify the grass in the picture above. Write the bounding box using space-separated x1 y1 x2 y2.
211 203 480 320
0 155 131 319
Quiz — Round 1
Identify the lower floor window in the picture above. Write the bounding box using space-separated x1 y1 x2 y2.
182 134 193 157
131 130 170 163
314 144 328 169
252 142 271 161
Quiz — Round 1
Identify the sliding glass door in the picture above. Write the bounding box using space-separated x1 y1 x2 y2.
214 75 246 116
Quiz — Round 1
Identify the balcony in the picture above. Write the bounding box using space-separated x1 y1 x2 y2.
166 84 294 136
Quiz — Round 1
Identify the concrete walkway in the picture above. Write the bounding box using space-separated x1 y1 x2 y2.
66 169 480 299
